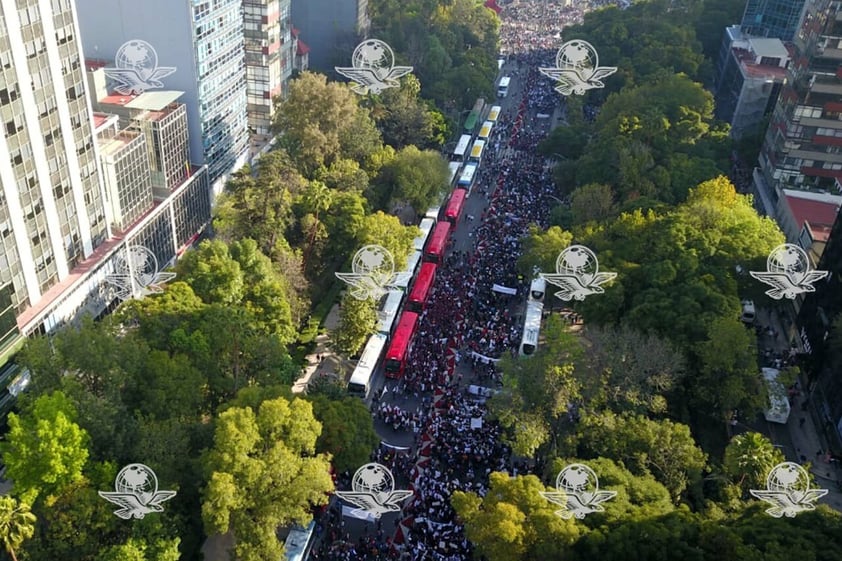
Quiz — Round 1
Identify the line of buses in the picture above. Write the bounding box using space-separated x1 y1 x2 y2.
346 101 502 399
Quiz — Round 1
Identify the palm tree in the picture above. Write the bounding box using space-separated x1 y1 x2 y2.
723 432 785 491
0 496 36 561
302 180 333 269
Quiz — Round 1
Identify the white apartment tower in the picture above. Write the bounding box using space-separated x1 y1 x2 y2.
0 0 109 358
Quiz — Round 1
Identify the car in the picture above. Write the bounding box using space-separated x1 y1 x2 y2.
740 299 756 324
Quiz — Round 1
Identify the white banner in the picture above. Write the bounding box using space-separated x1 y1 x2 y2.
492 284 518 295
470 351 501 364
342 505 377 522
381 441 412 452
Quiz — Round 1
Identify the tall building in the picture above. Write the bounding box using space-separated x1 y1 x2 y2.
741 0 809 41
244 0 296 136
75 0 250 188
0 0 110 365
291 0 370 72
714 28 790 140
796 201 842 450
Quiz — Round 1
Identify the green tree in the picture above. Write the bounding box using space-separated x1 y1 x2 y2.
1 391 89 499
516 225 574 278
723 432 785 493
202 397 334 561
369 74 447 149
451 472 581 561
308 396 380 473
0 496 36 561
570 183 616 225
375 145 451 213
355 210 419 271
176 239 244 305
332 293 378 357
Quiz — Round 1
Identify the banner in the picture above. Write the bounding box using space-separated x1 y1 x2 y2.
381 441 412 452
342 505 377 522
470 351 501 364
492 284 517 295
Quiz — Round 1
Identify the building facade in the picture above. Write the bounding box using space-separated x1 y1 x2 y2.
715 28 789 140
291 0 369 72
75 0 250 187
741 0 809 41
244 0 295 136
0 0 110 365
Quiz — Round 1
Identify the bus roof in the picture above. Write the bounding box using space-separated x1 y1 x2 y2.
521 300 544 352
385 311 419 362
425 206 440 220
499 76 511 87
448 162 461 184
458 163 477 186
377 290 404 334
409 262 437 305
445 189 467 221
470 139 485 158
414 218 436 251
394 250 422 289
478 121 493 139
464 112 479 132
349 334 387 389
487 106 501 122
426 221 451 257
453 134 472 157
284 521 316 561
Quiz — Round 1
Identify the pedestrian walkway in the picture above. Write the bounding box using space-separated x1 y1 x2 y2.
291 303 342 394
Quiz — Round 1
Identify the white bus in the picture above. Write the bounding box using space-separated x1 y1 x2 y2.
457 163 478 189
448 162 461 186
468 139 485 164
414 218 436 251
377 289 405 335
762 367 791 424
452 134 472 162
425 206 441 221
529 277 546 302
478 120 493 141
487 105 501 123
394 250 423 290
348 333 388 398
519 300 544 356
497 76 511 98
283 521 316 561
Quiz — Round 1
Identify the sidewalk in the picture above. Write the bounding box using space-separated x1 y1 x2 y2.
756 306 842 511
291 303 342 394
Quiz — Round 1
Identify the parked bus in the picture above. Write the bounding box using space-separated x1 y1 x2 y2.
487 105 501 123
425 206 441 221
444 188 467 224
519 300 544 356
407 262 437 313
393 250 423 291
452 134 472 162
457 163 478 190
384 311 420 378
478 120 493 141
463 98 486 133
424 221 451 264
468 139 485 164
497 76 511 98
283 521 317 561
377 289 405 335
414 218 436 251
529 277 546 302
348 332 388 398
448 162 461 186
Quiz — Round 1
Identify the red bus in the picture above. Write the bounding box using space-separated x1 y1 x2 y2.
424 221 451 264
444 188 466 224
384 311 419 378
407 262 437 313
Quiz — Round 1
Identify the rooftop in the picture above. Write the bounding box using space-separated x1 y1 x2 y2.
85 58 109 72
748 37 790 60
98 129 142 158
297 39 310 56
784 191 841 243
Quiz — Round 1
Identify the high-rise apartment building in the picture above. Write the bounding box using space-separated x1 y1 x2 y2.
291 0 370 72
75 0 250 188
741 0 809 41
754 0 842 213
0 0 110 363
244 0 296 136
